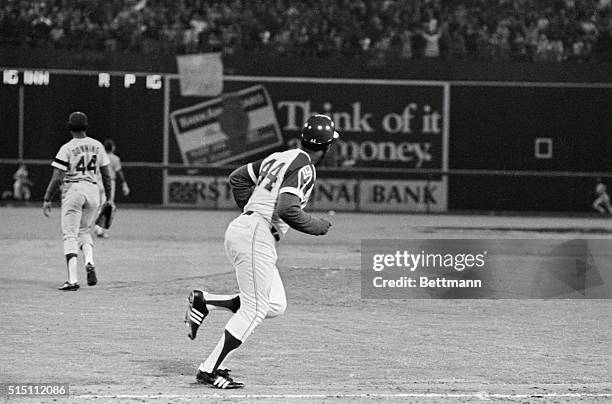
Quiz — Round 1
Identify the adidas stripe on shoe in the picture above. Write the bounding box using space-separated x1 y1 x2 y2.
184 290 209 340
196 369 244 389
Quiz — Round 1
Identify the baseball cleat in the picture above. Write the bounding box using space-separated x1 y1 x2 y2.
185 290 208 340
196 369 244 389
58 281 80 291
86 263 97 286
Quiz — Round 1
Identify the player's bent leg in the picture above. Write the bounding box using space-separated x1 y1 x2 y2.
224 295 268 342
205 292 240 313
196 220 274 384
185 218 248 341
198 296 267 385
266 269 287 319
224 222 275 342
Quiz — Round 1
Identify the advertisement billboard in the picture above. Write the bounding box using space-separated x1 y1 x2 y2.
167 77 448 170
165 76 449 212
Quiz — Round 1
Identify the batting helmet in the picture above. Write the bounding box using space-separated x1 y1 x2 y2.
68 111 88 132
300 114 340 151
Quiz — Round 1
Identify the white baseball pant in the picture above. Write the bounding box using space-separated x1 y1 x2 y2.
223 212 287 342
61 181 100 255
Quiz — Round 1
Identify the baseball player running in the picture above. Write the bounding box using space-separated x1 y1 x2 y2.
94 139 130 238
184 114 339 389
42 112 113 291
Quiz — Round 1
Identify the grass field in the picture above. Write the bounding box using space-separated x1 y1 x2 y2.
1 207 611 403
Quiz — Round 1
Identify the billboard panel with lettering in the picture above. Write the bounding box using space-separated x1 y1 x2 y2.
168 78 448 172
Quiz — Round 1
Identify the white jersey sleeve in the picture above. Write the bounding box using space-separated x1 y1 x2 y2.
51 144 71 171
99 147 111 168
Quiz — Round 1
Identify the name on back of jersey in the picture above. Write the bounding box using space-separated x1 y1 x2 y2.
70 144 101 157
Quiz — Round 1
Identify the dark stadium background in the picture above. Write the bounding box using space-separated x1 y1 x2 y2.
1 66 610 212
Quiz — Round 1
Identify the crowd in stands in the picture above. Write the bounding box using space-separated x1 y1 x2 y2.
1 0 611 63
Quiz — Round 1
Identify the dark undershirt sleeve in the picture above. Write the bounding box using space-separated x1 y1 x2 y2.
277 193 327 235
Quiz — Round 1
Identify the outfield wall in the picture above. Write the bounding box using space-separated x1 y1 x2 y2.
0 68 610 212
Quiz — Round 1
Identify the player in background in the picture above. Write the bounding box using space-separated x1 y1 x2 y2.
13 163 32 201
183 114 339 389
592 179 612 215
43 112 113 291
94 139 130 238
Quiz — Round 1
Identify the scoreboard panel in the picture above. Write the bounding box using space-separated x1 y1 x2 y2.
0 69 165 163
0 82 19 158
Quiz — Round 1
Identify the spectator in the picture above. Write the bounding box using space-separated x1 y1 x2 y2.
421 25 441 58
0 0 610 63
535 33 551 61
549 37 565 62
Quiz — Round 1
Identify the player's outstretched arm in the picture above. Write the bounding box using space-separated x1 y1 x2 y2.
100 165 113 204
229 163 258 209
116 169 130 196
278 193 331 236
42 168 65 217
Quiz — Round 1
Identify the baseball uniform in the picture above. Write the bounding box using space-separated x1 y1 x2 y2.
52 137 110 274
185 114 338 389
226 148 316 339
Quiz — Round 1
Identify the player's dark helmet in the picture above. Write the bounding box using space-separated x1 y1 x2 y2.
300 114 340 151
68 111 88 132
